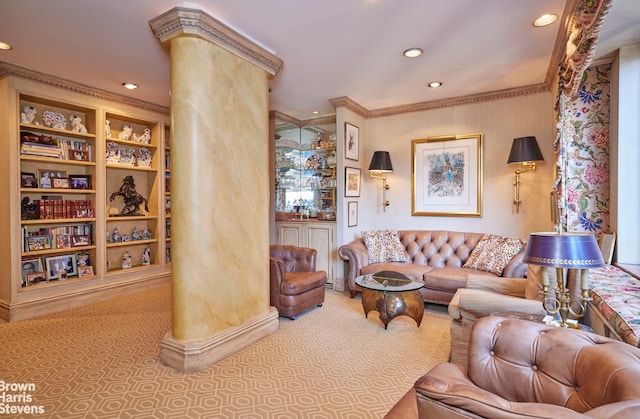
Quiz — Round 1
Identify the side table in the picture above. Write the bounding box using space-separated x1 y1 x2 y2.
355 273 424 329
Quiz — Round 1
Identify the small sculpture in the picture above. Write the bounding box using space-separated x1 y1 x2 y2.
105 119 112 138
118 124 132 140
132 227 139 240
142 247 151 266
109 175 149 216
20 106 37 124
21 197 39 220
141 228 152 240
122 251 132 269
70 115 88 133
133 128 151 144
112 227 121 242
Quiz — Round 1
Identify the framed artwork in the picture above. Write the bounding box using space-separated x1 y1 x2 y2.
45 254 78 281
344 167 361 197
345 123 359 161
27 236 51 251
411 133 483 217
347 201 358 227
36 169 67 189
599 232 616 265
71 235 91 247
69 175 92 190
69 149 89 161
21 258 44 286
21 172 38 188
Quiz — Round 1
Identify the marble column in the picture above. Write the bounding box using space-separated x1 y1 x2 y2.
150 7 283 372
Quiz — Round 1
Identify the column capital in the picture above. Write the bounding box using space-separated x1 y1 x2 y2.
150 6 283 77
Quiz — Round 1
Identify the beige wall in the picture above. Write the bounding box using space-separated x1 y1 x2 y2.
338 91 555 243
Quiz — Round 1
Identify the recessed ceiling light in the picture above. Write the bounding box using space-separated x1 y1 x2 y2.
0 41 13 50
122 82 138 90
403 48 423 58
311 110 319 114
428 81 442 88
533 14 558 27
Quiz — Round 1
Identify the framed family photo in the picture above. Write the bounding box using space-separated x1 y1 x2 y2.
45 254 78 281
69 175 92 190
345 123 359 161
411 133 483 217
344 167 361 197
21 258 44 286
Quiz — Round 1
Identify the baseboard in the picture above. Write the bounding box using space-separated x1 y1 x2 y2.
2 273 171 322
160 307 279 372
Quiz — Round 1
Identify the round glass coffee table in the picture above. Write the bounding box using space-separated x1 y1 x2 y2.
355 272 424 329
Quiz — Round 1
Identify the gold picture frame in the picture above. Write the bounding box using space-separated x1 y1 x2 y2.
411 133 483 217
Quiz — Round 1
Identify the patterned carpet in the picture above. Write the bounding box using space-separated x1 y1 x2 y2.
0 285 451 418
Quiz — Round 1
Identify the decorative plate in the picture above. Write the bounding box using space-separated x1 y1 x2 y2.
306 154 323 169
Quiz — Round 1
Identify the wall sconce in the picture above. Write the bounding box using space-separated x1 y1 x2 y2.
368 151 394 212
507 136 544 213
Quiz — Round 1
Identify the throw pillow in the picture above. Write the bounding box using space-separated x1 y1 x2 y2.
361 229 406 264
463 234 525 276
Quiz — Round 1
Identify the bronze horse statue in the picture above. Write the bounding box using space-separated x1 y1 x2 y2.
110 175 149 216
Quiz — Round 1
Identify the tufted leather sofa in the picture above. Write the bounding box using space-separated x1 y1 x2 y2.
338 230 527 304
269 245 326 319
385 316 640 418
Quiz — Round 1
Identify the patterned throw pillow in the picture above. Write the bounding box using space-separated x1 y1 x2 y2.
361 230 406 264
463 234 525 276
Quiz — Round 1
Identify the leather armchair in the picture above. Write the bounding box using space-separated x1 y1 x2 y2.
386 316 640 418
269 245 326 319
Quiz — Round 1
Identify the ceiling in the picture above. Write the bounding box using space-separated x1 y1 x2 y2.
0 0 638 121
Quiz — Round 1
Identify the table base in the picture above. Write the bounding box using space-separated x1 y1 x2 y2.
361 288 423 329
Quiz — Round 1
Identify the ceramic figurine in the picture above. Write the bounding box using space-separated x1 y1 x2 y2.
142 247 151 266
132 227 139 240
122 251 132 269
133 128 151 144
20 105 37 124
118 124 132 140
70 115 88 133
105 119 112 138
141 228 152 240
112 227 121 242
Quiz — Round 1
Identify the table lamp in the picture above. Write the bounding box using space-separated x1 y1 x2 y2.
523 232 605 327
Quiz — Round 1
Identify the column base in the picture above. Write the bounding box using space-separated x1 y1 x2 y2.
160 307 279 372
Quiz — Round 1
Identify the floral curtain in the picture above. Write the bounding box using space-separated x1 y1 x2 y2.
555 64 611 234
553 0 612 236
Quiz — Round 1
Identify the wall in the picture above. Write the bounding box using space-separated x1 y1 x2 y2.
339 91 555 244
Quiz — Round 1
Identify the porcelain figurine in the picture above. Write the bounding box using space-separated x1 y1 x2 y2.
118 124 132 140
142 247 151 266
133 128 151 144
112 227 121 242
20 105 37 124
122 251 132 269
105 119 112 138
70 115 88 133
132 227 139 240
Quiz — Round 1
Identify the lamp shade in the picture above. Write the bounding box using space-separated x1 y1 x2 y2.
523 232 605 268
507 136 544 164
369 151 393 172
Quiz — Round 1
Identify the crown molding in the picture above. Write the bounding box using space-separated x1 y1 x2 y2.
270 110 336 129
0 61 169 115
330 84 549 120
149 7 283 77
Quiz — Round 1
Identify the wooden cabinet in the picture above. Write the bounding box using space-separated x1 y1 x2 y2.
1 66 171 321
276 221 336 283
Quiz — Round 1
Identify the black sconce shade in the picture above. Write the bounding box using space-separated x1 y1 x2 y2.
507 136 544 164
369 151 393 172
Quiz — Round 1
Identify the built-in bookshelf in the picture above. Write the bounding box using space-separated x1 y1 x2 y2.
2 72 171 322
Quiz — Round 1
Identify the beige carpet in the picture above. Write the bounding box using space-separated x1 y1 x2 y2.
0 285 451 418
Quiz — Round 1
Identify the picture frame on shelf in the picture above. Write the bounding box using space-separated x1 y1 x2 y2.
26 271 47 286
56 234 71 249
27 236 51 251
345 123 359 161
411 133 483 217
78 265 94 277
45 254 78 281
21 172 38 188
344 167 361 197
69 175 92 190
71 235 91 247
37 169 68 189
69 149 89 161
347 201 358 227
52 177 71 189
21 258 43 286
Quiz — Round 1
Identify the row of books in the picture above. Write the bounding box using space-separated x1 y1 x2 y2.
61 140 93 161
20 135 93 161
20 141 62 158
33 199 94 220
22 224 94 252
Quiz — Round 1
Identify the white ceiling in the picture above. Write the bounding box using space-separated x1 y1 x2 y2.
0 0 638 121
